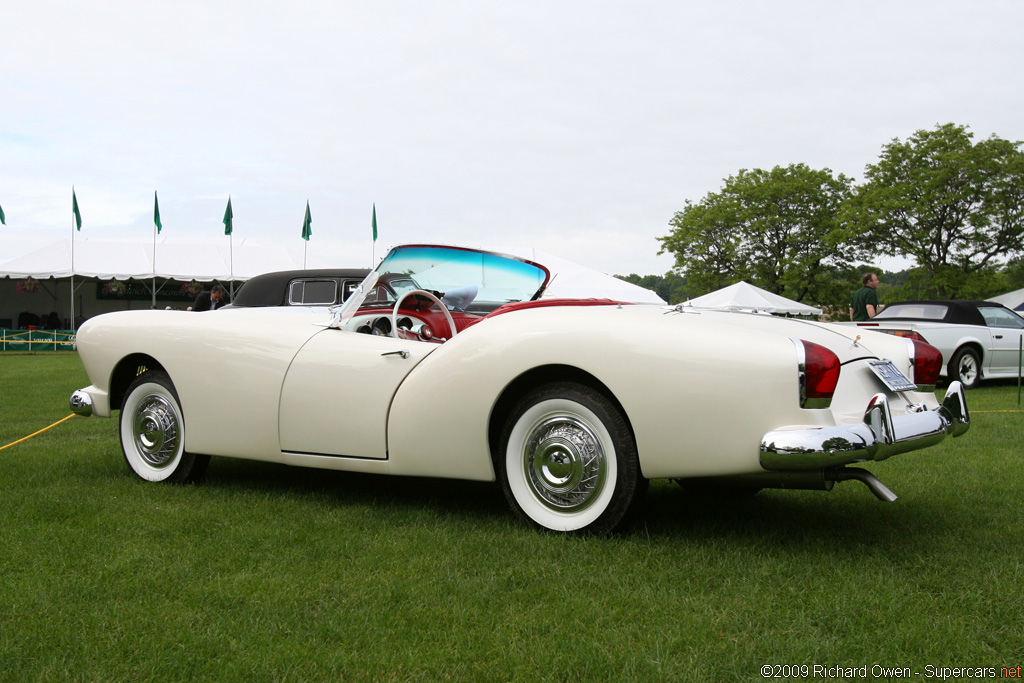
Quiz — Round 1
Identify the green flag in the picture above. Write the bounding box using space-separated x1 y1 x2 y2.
0 202 6 226
72 188 82 230
154 191 162 233
301 201 312 241
372 203 377 242
223 197 233 236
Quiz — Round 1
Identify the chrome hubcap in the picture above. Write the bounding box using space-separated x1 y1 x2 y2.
133 395 180 468
523 414 606 512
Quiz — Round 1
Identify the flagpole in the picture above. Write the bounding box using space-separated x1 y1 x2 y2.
301 200 312 269
152 191 162 308
223 197 234 293
152 220 157 309
70 192 75 329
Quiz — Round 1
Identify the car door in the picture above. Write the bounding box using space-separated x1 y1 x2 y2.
981 306 1024 374
278 328 437 458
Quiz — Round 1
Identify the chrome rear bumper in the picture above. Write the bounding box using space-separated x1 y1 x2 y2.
760 382 970 471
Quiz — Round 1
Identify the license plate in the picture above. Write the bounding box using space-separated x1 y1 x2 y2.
868 360 917 392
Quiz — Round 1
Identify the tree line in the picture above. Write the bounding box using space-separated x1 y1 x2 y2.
622 123 1024 310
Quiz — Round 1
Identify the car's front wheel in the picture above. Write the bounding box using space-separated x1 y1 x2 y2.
120 371 209 483
498 382 646 535
949 347 981 390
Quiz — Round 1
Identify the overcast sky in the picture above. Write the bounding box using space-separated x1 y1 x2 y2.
2 0 1022 276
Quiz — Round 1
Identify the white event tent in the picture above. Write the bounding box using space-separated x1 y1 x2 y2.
1 240 666 329
503 247 666 305
0 239 304 281
987 287 1024 312
682 281 822 316
0 239 309 328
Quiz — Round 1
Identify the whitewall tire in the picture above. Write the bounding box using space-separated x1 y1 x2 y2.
119 371 209 483
498 382 646 535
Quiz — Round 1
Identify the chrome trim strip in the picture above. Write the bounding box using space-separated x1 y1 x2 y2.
759 381 971 470
790 337 807 408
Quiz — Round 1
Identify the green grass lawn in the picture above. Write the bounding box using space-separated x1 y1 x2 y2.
2 353 1022 682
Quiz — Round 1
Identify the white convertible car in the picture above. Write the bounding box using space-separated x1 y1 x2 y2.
846 300 1024 390
71 245 971 534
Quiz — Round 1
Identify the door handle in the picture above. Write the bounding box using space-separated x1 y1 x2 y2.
382 349 410 359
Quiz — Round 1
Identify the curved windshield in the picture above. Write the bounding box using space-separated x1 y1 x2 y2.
338 245 549 324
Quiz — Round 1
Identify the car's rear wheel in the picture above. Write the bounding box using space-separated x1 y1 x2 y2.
949 347 981 390
498 382 646 535
120 371 209 483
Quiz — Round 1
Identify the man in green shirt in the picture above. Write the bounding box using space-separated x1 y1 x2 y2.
849 272 882 321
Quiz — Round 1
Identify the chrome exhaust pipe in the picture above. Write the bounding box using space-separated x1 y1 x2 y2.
680 466 899 501
831 467 898 502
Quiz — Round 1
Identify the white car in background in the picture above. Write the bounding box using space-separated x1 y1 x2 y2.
848 300 1024 389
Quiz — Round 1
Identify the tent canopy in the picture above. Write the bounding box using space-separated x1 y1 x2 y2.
683 281 822 315
987 287 1024 311
0 239 305 282
0 240 667 305
504 247 666 304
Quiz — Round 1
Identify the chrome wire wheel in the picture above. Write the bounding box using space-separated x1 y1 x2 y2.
131 394 180 468
498 382 645 535
522 413 606 513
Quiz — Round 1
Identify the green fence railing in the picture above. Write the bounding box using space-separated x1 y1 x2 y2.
0 329 76 351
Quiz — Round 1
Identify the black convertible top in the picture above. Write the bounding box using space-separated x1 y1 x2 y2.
874 300 1008 326
230 268 370 307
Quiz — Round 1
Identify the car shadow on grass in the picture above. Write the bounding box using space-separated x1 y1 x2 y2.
199 456 510 524
630 479 969 551
191 457 963 548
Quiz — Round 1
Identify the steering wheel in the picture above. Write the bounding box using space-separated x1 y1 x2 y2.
391 289 458 341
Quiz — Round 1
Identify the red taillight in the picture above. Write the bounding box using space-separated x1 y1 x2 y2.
799 340 841 408
908 339 942 388
893 330 928 343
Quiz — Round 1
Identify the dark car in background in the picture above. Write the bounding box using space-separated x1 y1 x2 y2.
223 268 370 309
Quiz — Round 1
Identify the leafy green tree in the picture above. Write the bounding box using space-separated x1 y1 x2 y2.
615 272 691 304
658 164 855 304
849 123 1024 298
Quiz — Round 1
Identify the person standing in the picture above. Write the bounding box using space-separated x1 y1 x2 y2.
193 284 227 312
849 273 882 321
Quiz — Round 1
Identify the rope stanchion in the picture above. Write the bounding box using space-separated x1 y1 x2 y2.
0 414 77 451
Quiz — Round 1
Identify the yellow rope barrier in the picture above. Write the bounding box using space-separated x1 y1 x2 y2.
0 414 77 451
